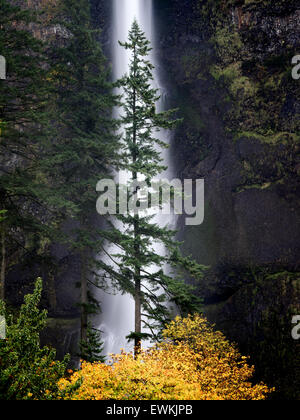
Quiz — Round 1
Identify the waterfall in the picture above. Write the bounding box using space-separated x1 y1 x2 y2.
97 0 175 358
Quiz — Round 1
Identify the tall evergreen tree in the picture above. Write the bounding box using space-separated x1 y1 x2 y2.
0 0 54 299
45 0 119 356
100 21 205 356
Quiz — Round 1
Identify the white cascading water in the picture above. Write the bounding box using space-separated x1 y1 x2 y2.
97 0 176 357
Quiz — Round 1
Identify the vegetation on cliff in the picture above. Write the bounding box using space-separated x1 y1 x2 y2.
169 0 299 194
158 0 300 399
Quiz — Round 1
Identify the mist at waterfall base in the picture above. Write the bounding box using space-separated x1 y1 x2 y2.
96 0 177 358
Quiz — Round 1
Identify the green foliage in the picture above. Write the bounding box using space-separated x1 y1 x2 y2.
0 0 56 270
99 21 206 353
0 0 115 364
0 210 7 223
47 0 119 216
0 278 68 400
41 0 119 359
79 323 105 363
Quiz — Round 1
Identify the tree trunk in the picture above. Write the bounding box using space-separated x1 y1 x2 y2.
0 228 5 301
133 193 142 357
132 44 141 358
80 249 88 345
134 271 141 357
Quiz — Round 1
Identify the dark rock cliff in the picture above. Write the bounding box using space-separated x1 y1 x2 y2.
154 0 300 398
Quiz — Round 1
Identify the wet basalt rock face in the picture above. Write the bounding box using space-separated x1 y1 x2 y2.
154 0 300 398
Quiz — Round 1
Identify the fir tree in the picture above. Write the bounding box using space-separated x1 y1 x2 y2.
100 21 205 356
45 0 119 356
0 0 55 299
79 322 105 363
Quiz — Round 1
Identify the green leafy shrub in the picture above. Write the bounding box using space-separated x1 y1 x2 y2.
0 278 68 400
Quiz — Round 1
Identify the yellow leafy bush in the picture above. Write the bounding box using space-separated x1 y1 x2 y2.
59 315 273 400
162 315 273 400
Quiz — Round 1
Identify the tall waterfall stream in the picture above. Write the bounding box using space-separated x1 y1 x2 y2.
97 0 176 357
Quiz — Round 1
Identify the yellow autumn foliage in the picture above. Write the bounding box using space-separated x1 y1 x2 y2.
59 315 273 400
